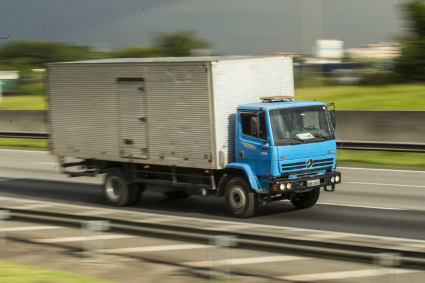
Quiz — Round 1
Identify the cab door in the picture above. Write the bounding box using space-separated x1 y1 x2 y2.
237 110 270 176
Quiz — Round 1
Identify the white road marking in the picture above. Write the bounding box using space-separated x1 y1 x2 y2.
345 181 425 188
8 204 51 210
1 226 63 232
340 167 425 174
133 218 174 224
33 234 134 243
29 162 56 165
200 219 228 224
317 202 405 211
277 268 418 281
205 224 261 231
184 255 308 267
308 233 346 239
72 210 112 216
100 244 208 254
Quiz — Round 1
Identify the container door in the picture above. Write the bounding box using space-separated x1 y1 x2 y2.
117 78 148 159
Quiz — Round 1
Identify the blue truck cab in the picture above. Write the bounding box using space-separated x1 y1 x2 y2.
223 96 341 217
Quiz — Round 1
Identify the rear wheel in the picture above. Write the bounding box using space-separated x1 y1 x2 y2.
291 188 320 209
103 168 141 206
164 190 190 200
225 177 258 218
127 183 143 206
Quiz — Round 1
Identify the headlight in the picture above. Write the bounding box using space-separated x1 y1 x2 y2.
331 177 335 183
287 183 292 189
280 184 286 190
335 175 340 182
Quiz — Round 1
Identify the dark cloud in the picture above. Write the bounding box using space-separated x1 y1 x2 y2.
0 0 404 55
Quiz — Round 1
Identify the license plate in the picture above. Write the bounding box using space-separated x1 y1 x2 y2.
307 179 320 187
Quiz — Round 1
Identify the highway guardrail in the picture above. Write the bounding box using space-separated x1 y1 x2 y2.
5 208 425 268
1 131 424 152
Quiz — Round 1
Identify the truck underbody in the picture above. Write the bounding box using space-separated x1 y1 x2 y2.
58 157 341 218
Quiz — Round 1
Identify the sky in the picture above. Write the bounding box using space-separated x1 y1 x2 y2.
0 0 408 55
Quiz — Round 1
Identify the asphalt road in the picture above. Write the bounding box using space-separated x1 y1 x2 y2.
1 149 425 240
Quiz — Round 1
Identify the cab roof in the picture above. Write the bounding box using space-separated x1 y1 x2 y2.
237 100 327 111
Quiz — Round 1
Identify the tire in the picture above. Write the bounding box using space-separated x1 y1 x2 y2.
103 168 140 206
164 190 190 200
225 177 258 218
127 183 144 206
291 188 320 209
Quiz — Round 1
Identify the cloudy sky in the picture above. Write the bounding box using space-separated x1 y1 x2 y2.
0 0 407 55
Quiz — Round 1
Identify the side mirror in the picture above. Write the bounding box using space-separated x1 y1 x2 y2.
327 103 336 129
330 110 336 128
250 116 259 135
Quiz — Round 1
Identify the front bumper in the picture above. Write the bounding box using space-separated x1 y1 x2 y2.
267 171 341 197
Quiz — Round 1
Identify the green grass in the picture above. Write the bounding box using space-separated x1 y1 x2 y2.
337 150 425 169
0 260 114 283
295 84 425 110
1 83 425 110
0 138 49 150
0 95 46 110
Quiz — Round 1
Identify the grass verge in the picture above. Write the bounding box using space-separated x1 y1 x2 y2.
295 83 425 110
1 83 425 110
0 260 113 283
0 95 46 110
337 149 425 169
0 138 49 150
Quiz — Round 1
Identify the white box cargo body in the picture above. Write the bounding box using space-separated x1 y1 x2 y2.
47 56 294 170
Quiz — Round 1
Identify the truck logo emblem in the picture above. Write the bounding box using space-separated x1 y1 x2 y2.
308 147 311 151
306 159 313 168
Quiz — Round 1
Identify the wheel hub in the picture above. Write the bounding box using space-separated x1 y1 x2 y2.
106 176 123 200
229 186 246 210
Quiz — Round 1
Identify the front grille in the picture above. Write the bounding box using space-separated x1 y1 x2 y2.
280 158 334 177
280 166 332 178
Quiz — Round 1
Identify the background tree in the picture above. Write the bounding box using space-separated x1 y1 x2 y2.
153 30 212 57
110 46 162 58
0 41 90 73
394 0 425 81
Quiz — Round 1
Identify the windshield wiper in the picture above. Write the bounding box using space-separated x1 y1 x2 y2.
314 134 329 140
286 137 305 143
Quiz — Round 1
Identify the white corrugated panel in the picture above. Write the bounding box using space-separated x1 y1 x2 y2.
212 56 294 168
49 62 214 168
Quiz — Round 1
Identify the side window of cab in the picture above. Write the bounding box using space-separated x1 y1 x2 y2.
240 112 256 138
240 111 268 140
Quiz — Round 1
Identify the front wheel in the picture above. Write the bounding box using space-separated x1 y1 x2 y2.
291 188 320 209
225 177 258 218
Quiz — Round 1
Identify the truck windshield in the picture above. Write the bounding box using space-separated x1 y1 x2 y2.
269 105 334 145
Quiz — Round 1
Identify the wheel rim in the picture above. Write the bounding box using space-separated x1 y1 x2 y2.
229 186 246 211
106 176 123 200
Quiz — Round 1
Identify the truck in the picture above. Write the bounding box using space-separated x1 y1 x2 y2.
47 55 341 218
